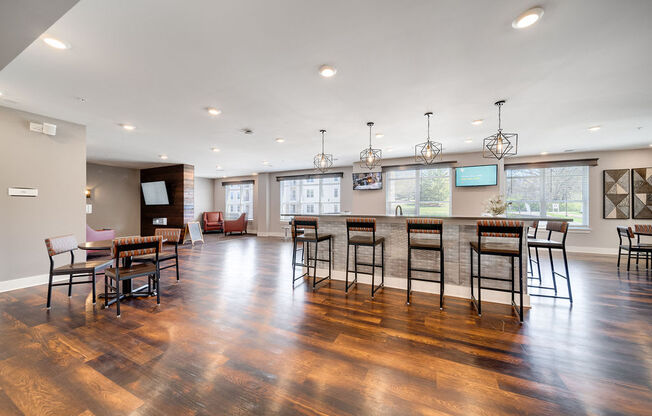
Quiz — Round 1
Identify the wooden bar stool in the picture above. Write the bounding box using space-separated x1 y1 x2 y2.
345 217 385 298
526 220 540 281
528 221 572 302
470 220 525 322
291 216 332 290
406 218 444 309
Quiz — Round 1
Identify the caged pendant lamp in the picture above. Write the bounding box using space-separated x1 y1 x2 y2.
313 129 333 173
483 100 518 160
414 112 442 164
360 122 382 169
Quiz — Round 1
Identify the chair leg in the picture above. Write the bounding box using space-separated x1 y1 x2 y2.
381 241 385 288
439 248 444 310
292 238 297 285
46 272 54 309
617 247 621 268
312 242 318 290
92 270 96 305
549 248 558 294
371 244 376 298
470 246 474 306
563 248 573 303
627 250 631 271
535 247 542 282
328 237 332 279
116 280 121 317
477 252 482 316
175 257 180 281
68 272 73 297
511 256 515 304
518 255 524 323
354 245 358 285
156 272 161 305
104 275 109 309
407 246 411 305
345 243 350 292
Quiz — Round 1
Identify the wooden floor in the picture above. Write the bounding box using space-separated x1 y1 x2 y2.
0 236 651 416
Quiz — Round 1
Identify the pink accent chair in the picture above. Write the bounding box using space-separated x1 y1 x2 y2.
224 213 247 235
85 225 115 258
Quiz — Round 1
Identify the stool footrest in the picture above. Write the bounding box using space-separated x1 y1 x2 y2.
352 261 384 268
408 277 442 284
409 267 442 274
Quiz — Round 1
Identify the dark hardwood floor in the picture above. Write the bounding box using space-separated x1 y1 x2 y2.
0 235 650 415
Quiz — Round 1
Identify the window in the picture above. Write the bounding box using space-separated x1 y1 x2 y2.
385 167 451 216
225 183 254 220
506 165 589 227
280 176 341 220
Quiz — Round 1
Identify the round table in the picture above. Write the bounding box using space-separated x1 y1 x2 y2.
78 240 113 251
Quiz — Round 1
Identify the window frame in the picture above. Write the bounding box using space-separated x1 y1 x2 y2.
224 183 254 220
385 167 452 217
280 176 341 221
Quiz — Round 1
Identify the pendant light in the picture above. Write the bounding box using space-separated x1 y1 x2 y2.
414 112 442 164
360 122 382 169
483 100 518 160
313 129 333 173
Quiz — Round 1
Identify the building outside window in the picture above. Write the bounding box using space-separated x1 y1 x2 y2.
280 176 341 220
506 165 589 227
385 167 451 216
225 183 254 220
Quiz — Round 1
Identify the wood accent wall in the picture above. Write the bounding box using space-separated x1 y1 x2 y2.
140 164 194 236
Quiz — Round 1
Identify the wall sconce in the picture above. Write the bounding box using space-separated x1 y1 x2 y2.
85 188 91 198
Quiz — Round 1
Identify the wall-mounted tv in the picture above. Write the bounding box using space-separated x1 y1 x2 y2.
141 181 170 205
353 172 382 190
455 164 497 187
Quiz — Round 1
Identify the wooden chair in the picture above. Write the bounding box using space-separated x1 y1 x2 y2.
104 236 162 317
132 228 182 281
44 235 112 309
406 218 445 308
470 220 525 322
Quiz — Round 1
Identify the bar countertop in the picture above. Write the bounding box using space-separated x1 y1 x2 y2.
284 214 572 222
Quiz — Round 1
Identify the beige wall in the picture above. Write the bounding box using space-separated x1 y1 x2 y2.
86 163 140 237
0 106 86 283
507 148 652 252
194 177 215 223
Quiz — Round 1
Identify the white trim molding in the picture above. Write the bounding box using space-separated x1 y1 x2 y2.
0 274 69 293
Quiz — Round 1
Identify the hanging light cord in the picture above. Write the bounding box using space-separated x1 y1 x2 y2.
497 102 503 131
368 124 372 148
321 130 325 154
426 113 431 140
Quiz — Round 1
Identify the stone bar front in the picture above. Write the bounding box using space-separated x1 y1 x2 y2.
302 215 566 306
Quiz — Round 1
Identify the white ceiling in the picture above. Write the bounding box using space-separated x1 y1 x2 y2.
1 0 651 177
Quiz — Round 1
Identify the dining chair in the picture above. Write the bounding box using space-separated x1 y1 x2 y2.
132 228 182 281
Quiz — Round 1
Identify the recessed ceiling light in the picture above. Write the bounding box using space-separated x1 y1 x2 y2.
471 119 483 125
540 151 549 155
211 147 220 152
262 161 270 165
649 144 652 147
512 7 544 29
159 154 168 160
216 165 223 170
0 91 3 96
207 107 221 116
121 124 135 131
588 126 601 131
375 133 384 138
319 65 337 78
464 138 473 143
43 37 70 50
386 147 394 152
252 173 258 176
275 138 285 143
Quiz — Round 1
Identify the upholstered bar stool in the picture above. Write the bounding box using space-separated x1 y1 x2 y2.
291 216 332 290
406 218 444 309
527 221 572 302
345 217 385 298
470 220 525 322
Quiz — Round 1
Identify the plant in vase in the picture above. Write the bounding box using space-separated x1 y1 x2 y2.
484 194 512 217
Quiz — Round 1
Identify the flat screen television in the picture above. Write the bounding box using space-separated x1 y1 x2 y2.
353 172 382 190
141 181 170 205
455 165 497 187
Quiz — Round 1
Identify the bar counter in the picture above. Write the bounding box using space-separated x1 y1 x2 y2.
297 214 571 306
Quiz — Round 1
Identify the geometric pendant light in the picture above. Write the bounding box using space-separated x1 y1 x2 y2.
414 112 442 164
313 129 333 173
360 122 382 170
482 100 518 160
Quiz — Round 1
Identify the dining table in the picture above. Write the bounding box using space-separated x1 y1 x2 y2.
78 238 166 301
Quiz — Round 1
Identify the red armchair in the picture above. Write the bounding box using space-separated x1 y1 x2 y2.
224 213 247 235
203 211 224 232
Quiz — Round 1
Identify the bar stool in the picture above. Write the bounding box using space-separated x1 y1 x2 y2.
528 221 572 302
470 220 524 322
291 216 332 290
526 220 540 280
406 218 444 309
345 217 384 298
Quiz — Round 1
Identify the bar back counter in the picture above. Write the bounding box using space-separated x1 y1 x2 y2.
296 215 570 307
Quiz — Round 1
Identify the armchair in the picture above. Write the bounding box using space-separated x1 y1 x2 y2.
224 213 247 235
203 211 224 232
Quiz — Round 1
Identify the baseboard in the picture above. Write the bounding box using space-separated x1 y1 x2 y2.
311 268 531 307
256 232 285 238
565 246 618 255
0 274 69 293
